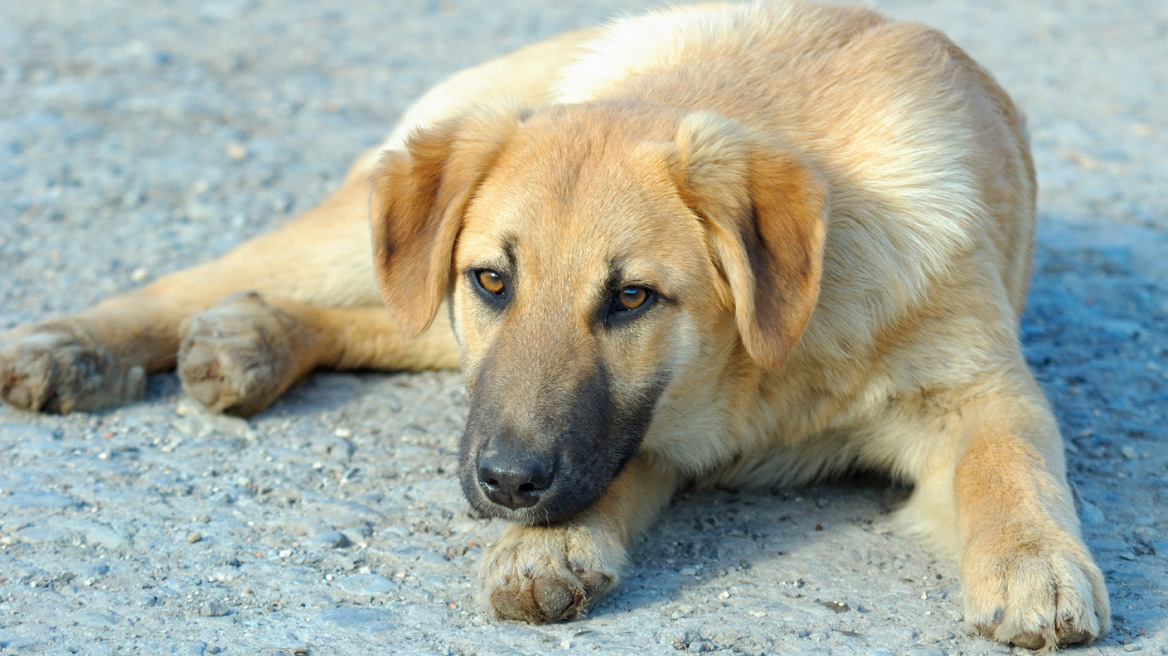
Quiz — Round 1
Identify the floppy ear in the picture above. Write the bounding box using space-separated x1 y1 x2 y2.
370 103 527 337
670 111 828 369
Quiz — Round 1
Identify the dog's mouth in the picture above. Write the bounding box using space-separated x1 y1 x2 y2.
456 380 663 524
458 424 643 525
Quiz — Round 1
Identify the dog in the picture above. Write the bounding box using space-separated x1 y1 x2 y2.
0 2 1108 650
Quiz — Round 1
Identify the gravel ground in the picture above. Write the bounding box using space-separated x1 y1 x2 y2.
1 1 1166 654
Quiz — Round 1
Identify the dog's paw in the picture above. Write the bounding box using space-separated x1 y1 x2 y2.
178 292 312 417
962 528 1110 652
0 321 144 413
478 522 626 623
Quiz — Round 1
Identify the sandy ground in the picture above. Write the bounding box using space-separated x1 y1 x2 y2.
1 1 1166 654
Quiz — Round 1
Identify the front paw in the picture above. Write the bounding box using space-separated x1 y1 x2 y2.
478 523 626 623
962 527 1110 651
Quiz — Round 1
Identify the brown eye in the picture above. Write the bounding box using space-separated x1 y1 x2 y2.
605 285 656 327
476 269 505 295
617 286 648 311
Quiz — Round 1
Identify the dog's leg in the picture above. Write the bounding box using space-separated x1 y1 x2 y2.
905 369 1109 651
954 396 1110 651
478 455 680 623
0 171 390 414
177 293 458 416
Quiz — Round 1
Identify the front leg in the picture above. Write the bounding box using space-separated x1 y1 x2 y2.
479 455 679 622
952 375 1110 651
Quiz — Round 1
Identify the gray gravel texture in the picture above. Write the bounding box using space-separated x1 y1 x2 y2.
1 1 1166 654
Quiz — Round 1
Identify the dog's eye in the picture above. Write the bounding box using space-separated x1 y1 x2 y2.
605 285 655 326
617 286 648 311
476 269 505 295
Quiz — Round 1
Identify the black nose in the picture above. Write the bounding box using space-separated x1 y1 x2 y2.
477 449 554 510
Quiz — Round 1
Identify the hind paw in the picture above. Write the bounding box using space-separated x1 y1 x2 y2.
0 321 144 413
177 292 317 416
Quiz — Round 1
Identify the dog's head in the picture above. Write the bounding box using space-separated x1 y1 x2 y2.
371 101 827 524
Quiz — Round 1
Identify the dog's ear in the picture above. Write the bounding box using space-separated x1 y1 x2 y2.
670 111 828 369
370 103 527 337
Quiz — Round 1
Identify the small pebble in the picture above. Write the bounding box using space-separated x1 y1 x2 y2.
82 564 111 578
187 532 203 544
226 142 248 160
308 530 351 549
284 517 332 537
338 573 396 595
903 648 945 656
200 601 230 617
17 525 68 544
341 527 371 546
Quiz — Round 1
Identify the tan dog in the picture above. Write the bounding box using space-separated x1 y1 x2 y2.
0 2 1108 650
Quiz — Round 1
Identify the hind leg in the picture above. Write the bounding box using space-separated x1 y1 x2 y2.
177 292 458 416
0 172 462 415
0 171 384 414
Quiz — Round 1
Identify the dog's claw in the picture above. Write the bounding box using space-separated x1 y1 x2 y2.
1055 616 1093 648
0 322 144 413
